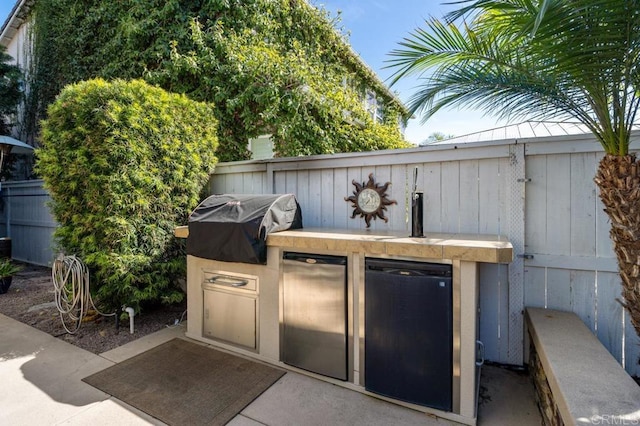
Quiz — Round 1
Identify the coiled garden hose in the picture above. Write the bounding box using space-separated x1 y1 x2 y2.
52 254 115 334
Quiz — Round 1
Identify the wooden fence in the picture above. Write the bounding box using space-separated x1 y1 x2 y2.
211 133 640 376
0 180 56 266
3 132 639 376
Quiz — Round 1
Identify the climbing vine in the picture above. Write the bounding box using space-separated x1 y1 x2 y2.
25 0 410 159
0 46 22 136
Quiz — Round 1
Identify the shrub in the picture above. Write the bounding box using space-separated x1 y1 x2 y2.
36 78 218 310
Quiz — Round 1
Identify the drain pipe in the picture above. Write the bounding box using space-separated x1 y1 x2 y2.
124 307 135 334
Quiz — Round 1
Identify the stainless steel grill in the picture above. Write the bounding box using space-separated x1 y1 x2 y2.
185 193 302 352
187 194 302 264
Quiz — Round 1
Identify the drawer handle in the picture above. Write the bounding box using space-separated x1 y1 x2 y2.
206 276 248 287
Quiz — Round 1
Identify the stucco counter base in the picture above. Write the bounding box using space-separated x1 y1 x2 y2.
176 226 513 426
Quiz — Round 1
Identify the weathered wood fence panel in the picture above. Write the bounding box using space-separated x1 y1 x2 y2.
212 144 519 364
0 180 56 266
6 133 640 376
211 135 640 376
522 138 640 376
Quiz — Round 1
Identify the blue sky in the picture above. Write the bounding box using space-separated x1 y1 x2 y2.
315 1 508 143
0 1 507 144
0 3 13 28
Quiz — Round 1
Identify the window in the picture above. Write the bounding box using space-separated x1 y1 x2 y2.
364 90 385 123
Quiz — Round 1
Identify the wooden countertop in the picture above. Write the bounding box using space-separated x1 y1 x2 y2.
175 226 513 264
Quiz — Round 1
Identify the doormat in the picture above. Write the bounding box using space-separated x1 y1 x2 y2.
83 338 285 426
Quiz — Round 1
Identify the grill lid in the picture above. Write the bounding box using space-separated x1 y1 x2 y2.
187 194 302 264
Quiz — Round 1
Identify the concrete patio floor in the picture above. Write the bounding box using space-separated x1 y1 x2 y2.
0 313 541 425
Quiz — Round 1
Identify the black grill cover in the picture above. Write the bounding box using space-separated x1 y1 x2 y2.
187 194 302 264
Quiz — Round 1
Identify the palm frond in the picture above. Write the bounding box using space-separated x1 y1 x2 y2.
388 0 640 155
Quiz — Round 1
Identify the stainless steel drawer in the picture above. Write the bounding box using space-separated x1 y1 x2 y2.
201 270 259 350
203 289 257 349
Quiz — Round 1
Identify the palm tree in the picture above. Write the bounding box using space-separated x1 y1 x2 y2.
420 132 455 146
388 0 640 335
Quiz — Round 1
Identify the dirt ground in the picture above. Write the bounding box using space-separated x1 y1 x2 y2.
0 262 187 354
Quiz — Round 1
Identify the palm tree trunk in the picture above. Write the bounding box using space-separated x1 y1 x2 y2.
595 154 640 335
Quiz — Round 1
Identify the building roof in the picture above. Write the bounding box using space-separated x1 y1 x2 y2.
424 120 640 145
0 0 33 48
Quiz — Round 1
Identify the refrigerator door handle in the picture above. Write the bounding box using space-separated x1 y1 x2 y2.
476 340 485 367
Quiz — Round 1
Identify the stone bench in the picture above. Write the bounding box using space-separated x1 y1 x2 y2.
525 307 640 425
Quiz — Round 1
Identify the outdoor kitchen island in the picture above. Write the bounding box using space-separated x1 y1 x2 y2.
176 226 513 426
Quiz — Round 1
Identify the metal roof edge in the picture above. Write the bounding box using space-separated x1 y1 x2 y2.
425 121 640 146
1 0 33 47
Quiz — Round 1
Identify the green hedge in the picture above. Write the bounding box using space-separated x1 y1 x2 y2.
37 79 218 310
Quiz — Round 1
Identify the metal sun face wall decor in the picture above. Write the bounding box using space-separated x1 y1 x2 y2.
345 173 397 228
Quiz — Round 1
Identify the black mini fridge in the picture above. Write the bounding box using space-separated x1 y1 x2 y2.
364 258 453 411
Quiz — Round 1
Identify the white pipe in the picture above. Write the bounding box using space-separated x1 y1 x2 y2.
124 307 135 334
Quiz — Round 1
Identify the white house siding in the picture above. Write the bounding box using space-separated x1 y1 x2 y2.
3 12 33 150
2 6 30 68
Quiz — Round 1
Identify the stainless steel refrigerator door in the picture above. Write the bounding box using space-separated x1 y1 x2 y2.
282 255 347 380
